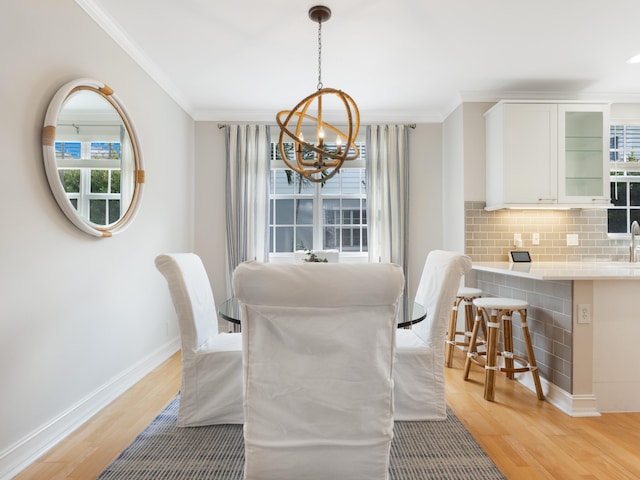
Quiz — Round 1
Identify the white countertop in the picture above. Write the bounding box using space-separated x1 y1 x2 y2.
472 261 640 280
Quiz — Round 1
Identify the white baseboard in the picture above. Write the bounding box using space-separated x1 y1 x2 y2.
515 373 601 417
0 338 180 480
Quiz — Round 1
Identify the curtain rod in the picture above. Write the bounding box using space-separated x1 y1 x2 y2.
217 123 416 129
57 123 122 128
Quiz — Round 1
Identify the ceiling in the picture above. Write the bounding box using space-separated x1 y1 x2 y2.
79 0 640 123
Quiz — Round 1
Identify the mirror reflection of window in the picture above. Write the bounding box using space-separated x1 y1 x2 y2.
54 91 134 228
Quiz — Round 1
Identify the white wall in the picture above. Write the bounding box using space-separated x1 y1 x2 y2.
441 102 493 253
193 123 228 309
462 102 493 201
407 124 444 300
610 103 640 123
1 2 193 477
442 106 465 251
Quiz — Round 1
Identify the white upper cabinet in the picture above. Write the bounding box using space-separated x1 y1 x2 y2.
485 102 610 210
557 104 610 204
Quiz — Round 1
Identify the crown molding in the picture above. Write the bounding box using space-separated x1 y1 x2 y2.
193 108 444 124
459 90 640 104
74 0 195 117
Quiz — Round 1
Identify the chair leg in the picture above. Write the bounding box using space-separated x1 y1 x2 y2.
463 302 476 352
464 302 474 333
445 298 461 368
519 309 545 400
463 309 483 380
483 309 500 402
479 308 488 340
502 313 515 379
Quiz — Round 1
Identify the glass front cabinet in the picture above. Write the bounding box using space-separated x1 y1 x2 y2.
485 101 610 210
557 104 610 204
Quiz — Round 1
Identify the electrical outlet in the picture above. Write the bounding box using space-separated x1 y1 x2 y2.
532 233 540 245
567 234 579 246
514 233 522 248
577 304 591 324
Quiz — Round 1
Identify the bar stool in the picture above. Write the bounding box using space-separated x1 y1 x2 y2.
463 297 544 402
445 287 484 368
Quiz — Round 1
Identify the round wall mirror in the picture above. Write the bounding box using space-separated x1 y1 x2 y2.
42 78 144 237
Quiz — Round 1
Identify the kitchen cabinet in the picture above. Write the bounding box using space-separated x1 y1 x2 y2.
485 102 610 210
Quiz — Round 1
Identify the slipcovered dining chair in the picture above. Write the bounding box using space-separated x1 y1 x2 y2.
233 261 404 480
394 250 473 420
155 253 243 426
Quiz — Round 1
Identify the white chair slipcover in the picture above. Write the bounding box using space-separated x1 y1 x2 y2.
233 261 404 480
155 253 243 426
394 250 473 420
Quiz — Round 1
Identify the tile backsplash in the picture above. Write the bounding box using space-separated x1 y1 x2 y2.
465 201 630 262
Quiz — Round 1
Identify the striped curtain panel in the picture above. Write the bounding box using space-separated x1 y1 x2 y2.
366 124 409 270
225 124 270 294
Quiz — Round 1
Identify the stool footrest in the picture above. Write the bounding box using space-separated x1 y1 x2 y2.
467 351 538 373
446 339 466 346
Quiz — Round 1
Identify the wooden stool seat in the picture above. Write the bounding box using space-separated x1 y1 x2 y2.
463 297 544 402
445 287 484 368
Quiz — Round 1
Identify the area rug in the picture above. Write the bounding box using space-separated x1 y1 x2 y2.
98 397 505 479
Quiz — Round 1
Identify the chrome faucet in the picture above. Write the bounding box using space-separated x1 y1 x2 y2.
631 221 640 262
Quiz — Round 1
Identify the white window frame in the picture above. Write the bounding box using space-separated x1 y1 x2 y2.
608 123 640 237
268 135 368 263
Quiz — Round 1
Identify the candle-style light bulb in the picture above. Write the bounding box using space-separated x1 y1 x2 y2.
313 127 325 167
336 135 342 154
296 132 305 155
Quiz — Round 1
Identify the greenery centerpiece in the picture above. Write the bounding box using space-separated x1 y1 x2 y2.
297 243 328 263
303 249 328 263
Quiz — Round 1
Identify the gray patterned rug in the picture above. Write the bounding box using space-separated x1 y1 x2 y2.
98 397 505 479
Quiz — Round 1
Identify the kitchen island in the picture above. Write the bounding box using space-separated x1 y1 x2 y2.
470 261 640 416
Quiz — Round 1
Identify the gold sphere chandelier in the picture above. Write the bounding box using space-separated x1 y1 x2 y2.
276 5 360 183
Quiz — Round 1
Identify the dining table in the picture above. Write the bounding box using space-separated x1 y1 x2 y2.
218 296 426 330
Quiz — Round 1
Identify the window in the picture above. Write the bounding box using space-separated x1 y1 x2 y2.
268 141 367 258
609 125 640 233
55 139 123 226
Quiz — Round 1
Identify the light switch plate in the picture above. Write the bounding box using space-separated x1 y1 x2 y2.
532 233 540 245
567 234 579 246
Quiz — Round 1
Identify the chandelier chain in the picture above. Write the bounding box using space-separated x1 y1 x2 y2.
317 19 323 90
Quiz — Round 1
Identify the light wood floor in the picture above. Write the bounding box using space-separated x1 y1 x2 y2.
14 350 640 480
